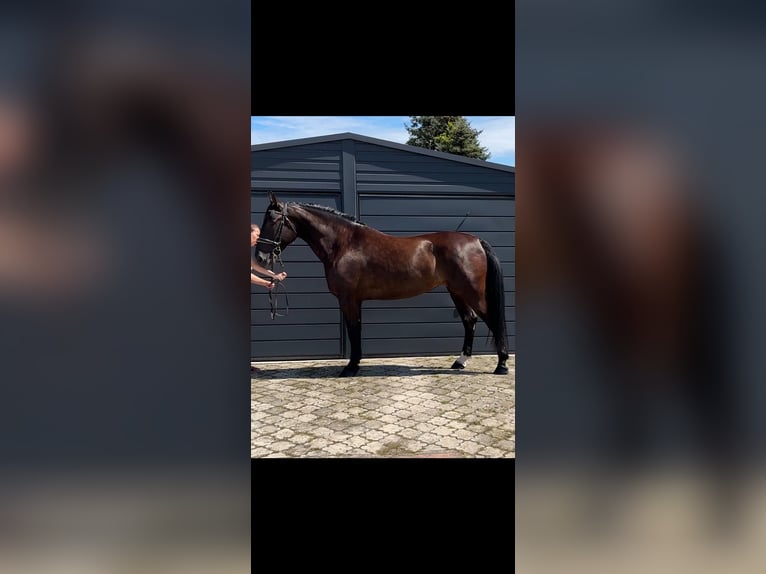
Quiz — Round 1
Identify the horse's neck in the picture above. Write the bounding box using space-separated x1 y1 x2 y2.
292 208 346 265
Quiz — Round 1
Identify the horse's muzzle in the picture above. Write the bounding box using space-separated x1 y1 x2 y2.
255 250 271 266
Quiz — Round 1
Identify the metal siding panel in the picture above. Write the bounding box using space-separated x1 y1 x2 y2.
365 322 481 339
362 321 511 344
364 307 516 324
357 161 514 175
363 336 516 356
342 139 357 217
356 172 512 184
494 247 514 262
252 181 341 191
360 196 515 216
262 277 329 293
252 308 340 325
251 150 341 161
279 143 344 151
251 160 341 171
252 340 341 358
361 215 514 232
251 170 341 181
251 292 338 310
357 183 510 194
252 324 340 341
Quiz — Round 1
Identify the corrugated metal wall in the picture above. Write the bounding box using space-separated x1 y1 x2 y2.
251 135 514 361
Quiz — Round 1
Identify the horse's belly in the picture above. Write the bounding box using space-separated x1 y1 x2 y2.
367 286 432 300
361 273 442 300
334 243 442 300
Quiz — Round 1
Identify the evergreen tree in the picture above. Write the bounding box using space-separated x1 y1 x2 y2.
405 116 490 160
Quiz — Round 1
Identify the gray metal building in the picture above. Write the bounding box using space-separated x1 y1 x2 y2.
251 132 515 360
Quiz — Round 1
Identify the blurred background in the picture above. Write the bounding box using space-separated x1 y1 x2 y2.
10 1 766 571
0 2 250 572
517 1 766 572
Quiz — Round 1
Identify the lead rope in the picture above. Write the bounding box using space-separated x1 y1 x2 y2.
257 206 292 320
267 244 289 320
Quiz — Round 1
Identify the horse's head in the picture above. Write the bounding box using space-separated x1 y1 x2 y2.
255 191 298 266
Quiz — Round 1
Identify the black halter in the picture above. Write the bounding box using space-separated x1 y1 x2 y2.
256 205 295 319
256 205 294 263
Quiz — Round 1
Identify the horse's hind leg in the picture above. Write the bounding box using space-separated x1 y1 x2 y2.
447 285 508 374
449 292 477 370
478 305 509 375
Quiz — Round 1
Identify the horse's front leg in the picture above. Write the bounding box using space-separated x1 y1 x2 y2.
339 298 362 377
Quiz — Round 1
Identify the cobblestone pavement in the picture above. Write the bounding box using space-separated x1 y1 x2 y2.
251 354 514 458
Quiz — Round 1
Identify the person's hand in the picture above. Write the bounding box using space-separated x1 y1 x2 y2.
266 281 275 290
275 271 287 281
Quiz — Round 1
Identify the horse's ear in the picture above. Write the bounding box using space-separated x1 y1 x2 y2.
268 191 279 206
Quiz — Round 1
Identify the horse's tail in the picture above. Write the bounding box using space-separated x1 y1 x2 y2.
480 239 508 354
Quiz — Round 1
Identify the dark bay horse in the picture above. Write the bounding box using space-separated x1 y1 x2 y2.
255 191 509 377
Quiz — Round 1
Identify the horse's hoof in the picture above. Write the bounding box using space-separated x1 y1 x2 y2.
493 365 509 375
339 364 360 377
451 361 466 370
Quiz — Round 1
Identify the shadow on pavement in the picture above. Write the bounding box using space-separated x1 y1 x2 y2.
251 364 493 380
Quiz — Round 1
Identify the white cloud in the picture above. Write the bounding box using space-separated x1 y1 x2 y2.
251 116 410 145
469 116 516 156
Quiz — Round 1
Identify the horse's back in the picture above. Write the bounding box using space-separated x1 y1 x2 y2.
340 229 483 300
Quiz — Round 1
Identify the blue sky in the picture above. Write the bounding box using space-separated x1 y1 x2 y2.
251 116 515 167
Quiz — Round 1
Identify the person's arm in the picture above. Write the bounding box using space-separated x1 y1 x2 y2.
250 273 274 288
251 259 287 281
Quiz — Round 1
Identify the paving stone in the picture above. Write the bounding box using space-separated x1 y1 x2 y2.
428 416 450 426
447 420 468 430
364 429 386 441
397 419 418 429
398 428 420 440
346 436 367 448
291 434 313 444
478 446 505 458
437 436 461 449
380 423 404 435
453 429 476 441
362 441 384 454
414 422 436 433
418 432 440 445
460 441 483 455
325 442 352 455
308 437 330 449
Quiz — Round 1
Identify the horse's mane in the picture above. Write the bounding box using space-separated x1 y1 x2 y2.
293 202 367 227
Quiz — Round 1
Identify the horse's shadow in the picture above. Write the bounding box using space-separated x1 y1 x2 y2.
254 364 489 380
